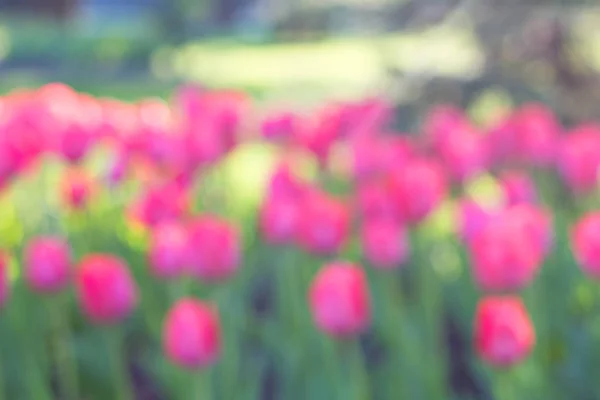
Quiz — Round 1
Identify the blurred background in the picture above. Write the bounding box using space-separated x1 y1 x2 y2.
3 0 600 128
3 2 600 399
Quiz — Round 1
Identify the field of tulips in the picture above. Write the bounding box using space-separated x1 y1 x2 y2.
0 82 599 400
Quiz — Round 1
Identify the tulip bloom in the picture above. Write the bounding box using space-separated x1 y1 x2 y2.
297 190 350 256
572 212 600 278
387 158 446 225
556 124 600 194
361 219 409 269
456 199 499 245
474 296 535 366
261 111 298 142
148 222 189 280
60 169 94 211
505 204 553 257
355 180 398 222
423 105 468 151
259 194 300 245
266 162 307 200
76 255 138 324
499 171 538 206
24 236 71 293
186 216 241 282
308 262 371 337
512 103 560 167
163 298 221 369
129 182 189 228
347 135 413 181
58 121 94 164
469 209 545 292
438 128 489 182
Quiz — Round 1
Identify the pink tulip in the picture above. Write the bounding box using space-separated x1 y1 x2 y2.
181 90 247 166
129 182 189 228
456 199 499 245
347 135 413 181
261 111 298 141
295 113 339 167
355 179 398 222
387 158 447 225
469 209 544 292
259 194 300 245
486 117 518 167
474 296 535 366
186 216 241 282
504 204 553 257
148 222 189 280
163 298 221 369
297 189 349 256
499 171 538 206
105 148 130 187
76 254 138 324
308 262 371 337
60 169 94 211
512 103 560 167
361 219 409 269
266 163 307 199
423 105 469 152
24 236 71 293
572 212 600 278
556 124 600 194
438 128 489 182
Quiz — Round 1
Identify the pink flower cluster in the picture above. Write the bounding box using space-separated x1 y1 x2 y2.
0 82 598 373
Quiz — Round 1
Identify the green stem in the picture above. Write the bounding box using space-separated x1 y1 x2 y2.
494 369 517 400
49 297 79 400
375 271 416 398
277 246 308 398
13 285 53 400
413 229 446 399
105 328 134 400
219 280 242 400
168 277 191 303
338 340 369 400
192 369 212 400
319 336 339 399
0 320 6 400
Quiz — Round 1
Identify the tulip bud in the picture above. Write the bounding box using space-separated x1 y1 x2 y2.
129 182 189 228
456 199 499 245
355 180 398 222
187 216 241 282
61 169 94 211
163 298 221 369
387 158 446 225
438 129 489 182
556 124 600 194
361 219 409 269
308 262 371 337
512 103 560 167
572 212 600 278
499 171 538 206
148 222 189 280
469 209 544 292
259 194 300 245
76 254 138 324
59 123 93 164
474 296 535 366
297 190 349 256
24 236 71 293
